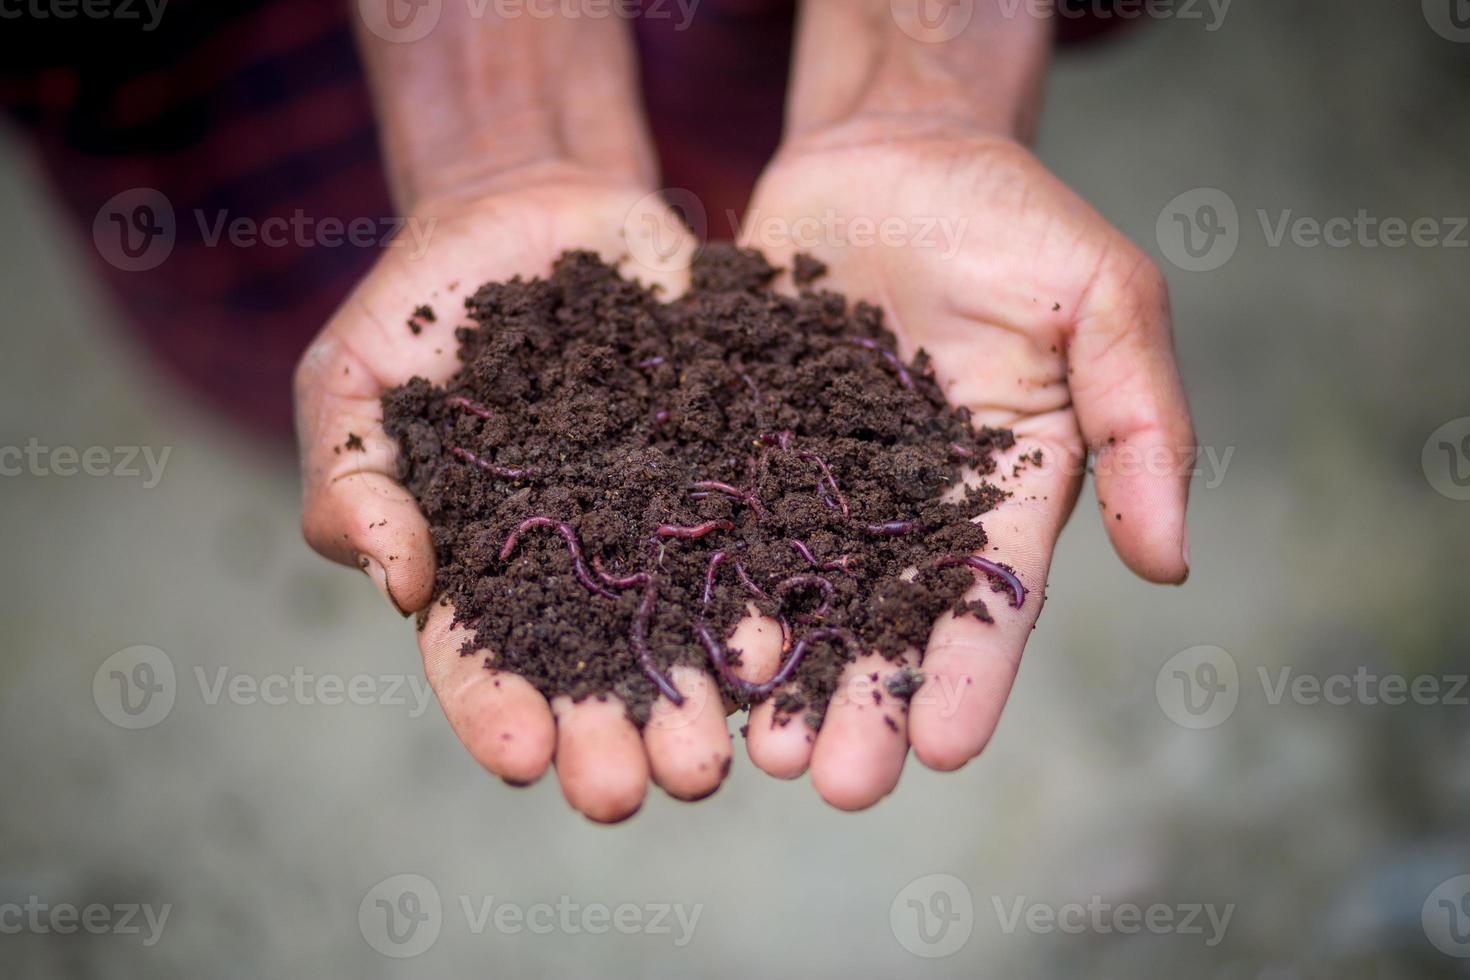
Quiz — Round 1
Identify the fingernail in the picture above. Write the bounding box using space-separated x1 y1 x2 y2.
359 554 410 617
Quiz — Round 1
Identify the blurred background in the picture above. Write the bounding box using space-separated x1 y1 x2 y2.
3 0 1469 977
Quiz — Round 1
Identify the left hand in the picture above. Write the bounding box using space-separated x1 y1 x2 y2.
735 122 1195 809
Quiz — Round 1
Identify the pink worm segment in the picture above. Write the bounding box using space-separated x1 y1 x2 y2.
499 517 618 599
863 520 925 537
932 554 1027 609
655 519 734 540
689 481 767 520
842 336 915 390
449 447 540 481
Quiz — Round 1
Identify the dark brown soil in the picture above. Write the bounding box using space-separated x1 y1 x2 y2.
381 246 1019 727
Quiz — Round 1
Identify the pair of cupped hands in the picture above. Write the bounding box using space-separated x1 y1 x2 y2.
294 124 1193 822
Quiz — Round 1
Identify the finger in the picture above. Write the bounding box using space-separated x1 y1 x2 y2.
419 602 556 785
809 651 915 811
729 611 819 780
1070 249 1194 584
643 666 733 802
552 693 650 824
296 331 434 613
746 698 818 780
908 431 1075 771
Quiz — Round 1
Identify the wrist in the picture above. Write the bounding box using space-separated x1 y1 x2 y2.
783 0 1053 148
354 11 657 212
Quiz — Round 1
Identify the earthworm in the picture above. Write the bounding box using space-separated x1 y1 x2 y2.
445 394 495 420
631 575 684 705
843 337 915 390
654 519 734 540
864 520 925 537
702 551 731 606
734 561 772 602
776 574 835 622
755 431 849 516
948 442 976 460
652 409 671 426
689 481 767 519
591 555 651 591
842 336 915 390
758 430 793 451
798 451 849 516
789 538 819 566
699 624 856 700
499 517 618 599
931 554 1026 609
448 447 540 481
636 356 666 369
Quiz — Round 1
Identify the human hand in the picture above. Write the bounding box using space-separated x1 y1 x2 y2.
297 8 753 822
295 169 776 821
733 121 1194 808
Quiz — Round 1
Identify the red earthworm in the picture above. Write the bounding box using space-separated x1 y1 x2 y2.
702 551 731 606
689 481 767 520
631 575 684 705
734 561 772 602
931 554 1026 609
654 519 734 539
499 517 618 599
797 451 849 516
948 442 976 460
636 356 666 369
789 538 819 566
652 409 671 426
591 555 651 591
758 430 793 451
445 395 495 420
776 574 835 622
449 447 541 481
699 624 856 700
864 520 925 537
842 337 915 390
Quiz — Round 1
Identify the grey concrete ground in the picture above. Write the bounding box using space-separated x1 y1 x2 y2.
2 1 1469 977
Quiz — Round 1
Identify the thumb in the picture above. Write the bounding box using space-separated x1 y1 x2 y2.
295 331 435 614
1069 248 1194 585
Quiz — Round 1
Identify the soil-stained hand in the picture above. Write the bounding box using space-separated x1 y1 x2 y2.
294 172 742 822
738 129 1195 808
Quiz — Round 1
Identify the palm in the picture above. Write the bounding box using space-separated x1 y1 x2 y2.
296 175 737 822
736 134 1193 807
